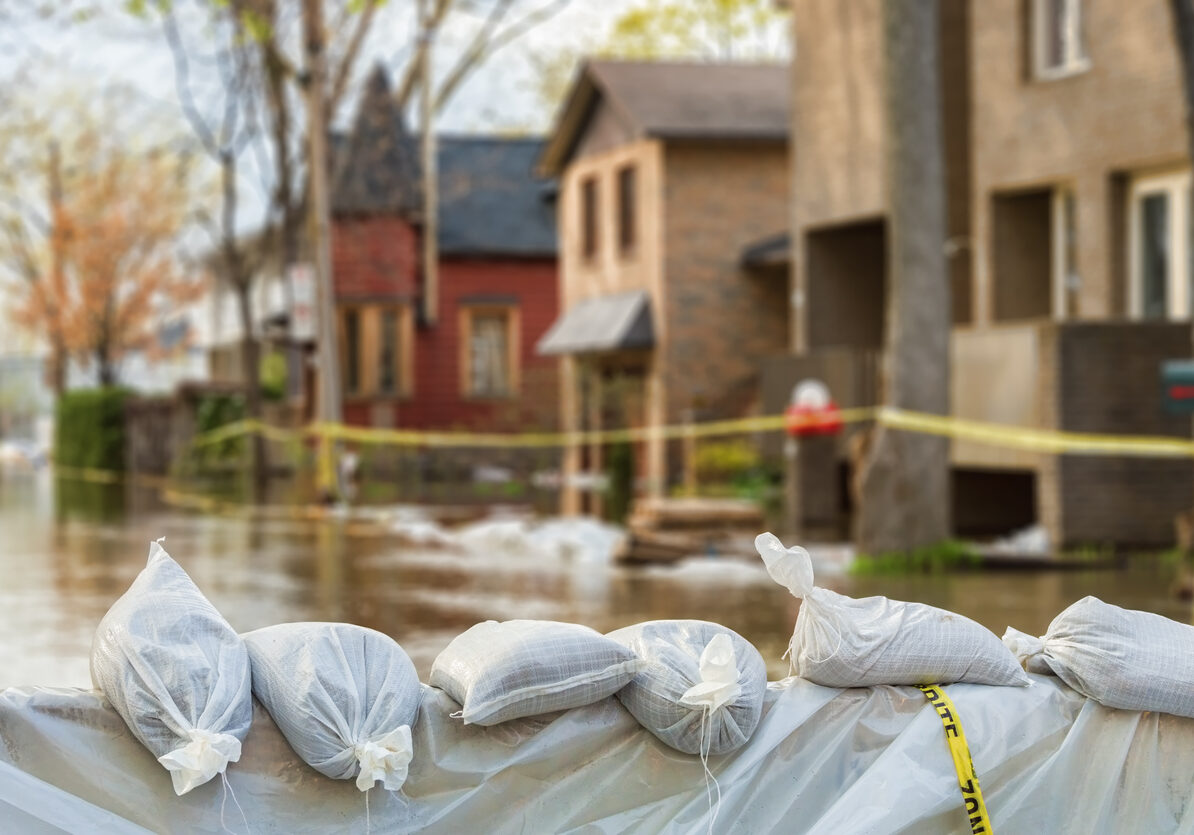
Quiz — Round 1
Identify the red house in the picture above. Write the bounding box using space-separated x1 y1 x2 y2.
329 68 558 433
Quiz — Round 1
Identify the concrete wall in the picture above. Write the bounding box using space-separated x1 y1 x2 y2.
970 0 1188 323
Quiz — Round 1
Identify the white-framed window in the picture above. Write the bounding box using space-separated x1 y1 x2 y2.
459 305 520 399
1051 187 1078 320
1128 171 1192 321
1032 0 1089 81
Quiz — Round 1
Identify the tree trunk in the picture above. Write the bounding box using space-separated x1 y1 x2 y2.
234 277 267 499
855 0 951 555
1167 0 1194 548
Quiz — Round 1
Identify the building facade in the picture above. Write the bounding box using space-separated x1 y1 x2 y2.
330 69 559 434
785 0 1194 546
539 61 790 514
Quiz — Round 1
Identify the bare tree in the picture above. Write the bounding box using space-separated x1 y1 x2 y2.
158 2 272 493
855 0 951 554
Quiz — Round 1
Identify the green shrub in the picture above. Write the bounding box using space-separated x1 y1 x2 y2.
55 387 130 471
260 350 288 402
604 440 634 523
189 393 246 468
850 539 981 576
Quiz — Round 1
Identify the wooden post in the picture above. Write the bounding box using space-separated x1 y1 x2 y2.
303 0 342 499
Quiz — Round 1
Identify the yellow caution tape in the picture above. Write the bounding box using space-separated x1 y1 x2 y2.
917 685 994 835
185 405 1194 459
878 407 1194 458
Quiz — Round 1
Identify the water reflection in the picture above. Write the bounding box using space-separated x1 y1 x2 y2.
1 470 1191 689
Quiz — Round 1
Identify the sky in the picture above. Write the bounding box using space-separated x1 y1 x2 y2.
0 0 639 135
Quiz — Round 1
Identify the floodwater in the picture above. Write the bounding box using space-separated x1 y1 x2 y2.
1 469 1192 689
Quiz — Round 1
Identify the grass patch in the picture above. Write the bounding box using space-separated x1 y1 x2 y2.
850 539 981 576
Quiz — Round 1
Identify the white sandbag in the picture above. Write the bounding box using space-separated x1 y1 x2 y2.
606 620 766 755
1004 595 1194 718
243 622 423 792
430 619 642 725
755 533 1029 688
90 539 252 795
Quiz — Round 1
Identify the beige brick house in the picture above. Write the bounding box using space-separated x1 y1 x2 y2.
538 61 790 515
781 0 1194 546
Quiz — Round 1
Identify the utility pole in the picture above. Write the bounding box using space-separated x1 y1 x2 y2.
46 142 66 396
303 0 342 498
418 0 439 325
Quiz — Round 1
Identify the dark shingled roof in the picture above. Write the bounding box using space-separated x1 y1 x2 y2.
331 66 420 216
437 136 556 257
540 60 789 175
332 68 556 257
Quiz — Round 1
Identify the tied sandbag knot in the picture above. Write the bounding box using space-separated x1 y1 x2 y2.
679 633 742 714
1002 627 1047 671
158 728 243 796
354 726 413 792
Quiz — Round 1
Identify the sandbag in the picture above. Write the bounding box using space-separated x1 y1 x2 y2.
1004 595 1194 717
430 619 642 725
755 533 1029 688
243 622 423 792
607 620 766 755
90 539 252 795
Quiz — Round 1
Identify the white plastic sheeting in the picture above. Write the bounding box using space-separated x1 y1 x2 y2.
5 675 1194 833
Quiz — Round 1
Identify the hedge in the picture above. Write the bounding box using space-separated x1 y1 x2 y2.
55 387 130 471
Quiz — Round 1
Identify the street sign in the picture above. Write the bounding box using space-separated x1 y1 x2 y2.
288 264 317 343
1161 360 1194 414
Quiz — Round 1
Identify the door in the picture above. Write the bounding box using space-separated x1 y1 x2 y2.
1129 171 1191 321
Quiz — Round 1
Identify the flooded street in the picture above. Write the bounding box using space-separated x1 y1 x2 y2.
2 470 1192 689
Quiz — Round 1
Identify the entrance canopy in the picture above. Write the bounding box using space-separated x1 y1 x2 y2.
537 290 654 356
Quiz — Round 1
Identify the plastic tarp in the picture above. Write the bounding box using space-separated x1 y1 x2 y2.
3 675 1194 834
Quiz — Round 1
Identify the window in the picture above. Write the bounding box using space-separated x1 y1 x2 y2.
1129 172 1192 321
581 176 599 260
618 165 637 255
341 308 361 395
460 306 520 398
1051 188 1078 320
378 308 410 396
340 305 412 398
1032 0 1088 80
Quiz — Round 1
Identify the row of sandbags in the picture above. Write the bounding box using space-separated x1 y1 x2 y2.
89 540 768 798
89 535 1194 802
755 532 1194 715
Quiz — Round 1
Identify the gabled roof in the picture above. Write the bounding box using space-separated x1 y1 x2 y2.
438 136 556 258
331 65 421 215
540 60 790 175
331 68 556 257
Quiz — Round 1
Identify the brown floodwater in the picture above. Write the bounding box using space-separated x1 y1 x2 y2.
1 470 1191 689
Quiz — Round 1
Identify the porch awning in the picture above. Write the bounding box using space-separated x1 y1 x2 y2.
536 290 654 356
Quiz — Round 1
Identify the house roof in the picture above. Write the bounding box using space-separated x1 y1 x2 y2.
332 68 556 258
537 290 654 356
331 66 421 216
540 60 790 175
437 136 556 258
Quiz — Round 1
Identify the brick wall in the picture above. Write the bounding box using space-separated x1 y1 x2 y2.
663 142 791 422
1039 322 1193 547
